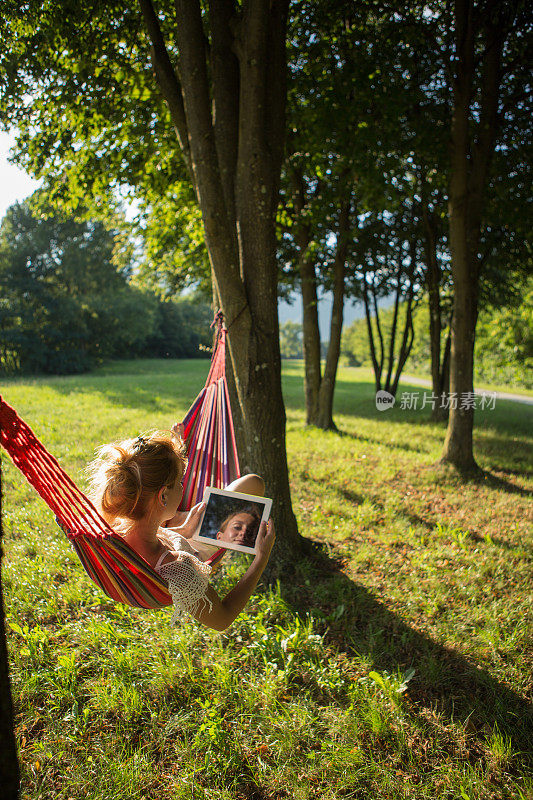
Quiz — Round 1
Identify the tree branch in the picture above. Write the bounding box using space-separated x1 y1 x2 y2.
209 0 240 225
137 0 191 174
173 0 243 309
469 19 506 261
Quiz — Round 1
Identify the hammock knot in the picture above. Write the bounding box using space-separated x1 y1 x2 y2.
210 309 225 337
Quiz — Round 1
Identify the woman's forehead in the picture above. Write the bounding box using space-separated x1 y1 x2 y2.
229 511 255 522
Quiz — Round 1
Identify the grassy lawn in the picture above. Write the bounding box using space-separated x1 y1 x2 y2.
1 359 532 800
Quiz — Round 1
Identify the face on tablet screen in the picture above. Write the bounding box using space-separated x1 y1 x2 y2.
216 507 261 547
195 490 269 553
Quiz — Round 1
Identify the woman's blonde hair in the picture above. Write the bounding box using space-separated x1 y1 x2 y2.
87 430 187 523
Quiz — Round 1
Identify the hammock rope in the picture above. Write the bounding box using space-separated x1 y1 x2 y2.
0 316 240 609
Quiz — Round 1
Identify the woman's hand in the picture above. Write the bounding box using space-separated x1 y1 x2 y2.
174 501 206 539
254 519 276 563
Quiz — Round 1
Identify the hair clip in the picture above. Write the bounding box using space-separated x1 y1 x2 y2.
132 435 147 452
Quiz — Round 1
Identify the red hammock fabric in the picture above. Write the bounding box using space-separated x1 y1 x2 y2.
0 321 240 609
180 325 240 510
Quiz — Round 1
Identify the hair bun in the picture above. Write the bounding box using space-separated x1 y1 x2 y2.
100 451 143 518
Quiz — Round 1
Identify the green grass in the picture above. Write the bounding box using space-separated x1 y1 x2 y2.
2 359 532 800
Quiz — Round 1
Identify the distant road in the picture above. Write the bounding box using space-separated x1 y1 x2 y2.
401 375 533 406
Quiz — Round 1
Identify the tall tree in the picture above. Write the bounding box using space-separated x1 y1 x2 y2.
138 0 300 553
0 0 301 555
381 0 531 463
439 0 530 471
281 161 355 429
419 177 452 419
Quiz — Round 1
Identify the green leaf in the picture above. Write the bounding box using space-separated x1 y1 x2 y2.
368 670 387 691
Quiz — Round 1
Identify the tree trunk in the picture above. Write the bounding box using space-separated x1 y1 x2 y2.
440 0 506 472
0 455 20 800
440 263 478 471
384 261 402 394
362 278 382 393
314 198 351 429
422 205 449 421
288 166 322 425
227 277 299 565
372 284 385 384
391 236 418 398
141 0 301 558
299 249 322 425
441 82 479 471
441 324 451 397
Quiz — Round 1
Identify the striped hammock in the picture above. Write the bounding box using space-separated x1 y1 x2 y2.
0 319 240 609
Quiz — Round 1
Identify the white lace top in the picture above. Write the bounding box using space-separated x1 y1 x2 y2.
154 529 213 623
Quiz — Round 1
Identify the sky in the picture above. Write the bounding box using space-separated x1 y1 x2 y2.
0 130 42 218
0 129 363 333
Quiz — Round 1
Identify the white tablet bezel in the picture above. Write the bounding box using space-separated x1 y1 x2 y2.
192 486 272 555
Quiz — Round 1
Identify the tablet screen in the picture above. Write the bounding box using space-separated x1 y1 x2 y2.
193 488 272 555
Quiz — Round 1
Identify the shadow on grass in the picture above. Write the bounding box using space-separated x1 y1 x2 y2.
338 485 436 534
483 463 533 481
474 436 533 481
476 470 533 499
328 420 532 496
9 362 530 448
334 426 434 455
276 549 533 768
304 472 530 552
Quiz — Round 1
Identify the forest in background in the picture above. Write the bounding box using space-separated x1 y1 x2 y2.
0 201 212 374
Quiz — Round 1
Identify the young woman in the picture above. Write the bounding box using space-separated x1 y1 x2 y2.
88 427 275 630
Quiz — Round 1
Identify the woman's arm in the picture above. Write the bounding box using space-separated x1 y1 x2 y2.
194 520 276 631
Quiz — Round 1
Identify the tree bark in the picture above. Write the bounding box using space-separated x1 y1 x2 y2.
384 259 402 393
0 454 20 800
392 280 417 398
440 0 478 469
371 284 385 383
315 198 351 429
289 167 322 426
422 204 449 421
362 277 382 393
441 261 478 470
440 0 506 472
441 325 451 397
299 250 322 425
141 0 301 559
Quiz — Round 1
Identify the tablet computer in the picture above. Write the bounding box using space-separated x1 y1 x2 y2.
192 487 272 555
